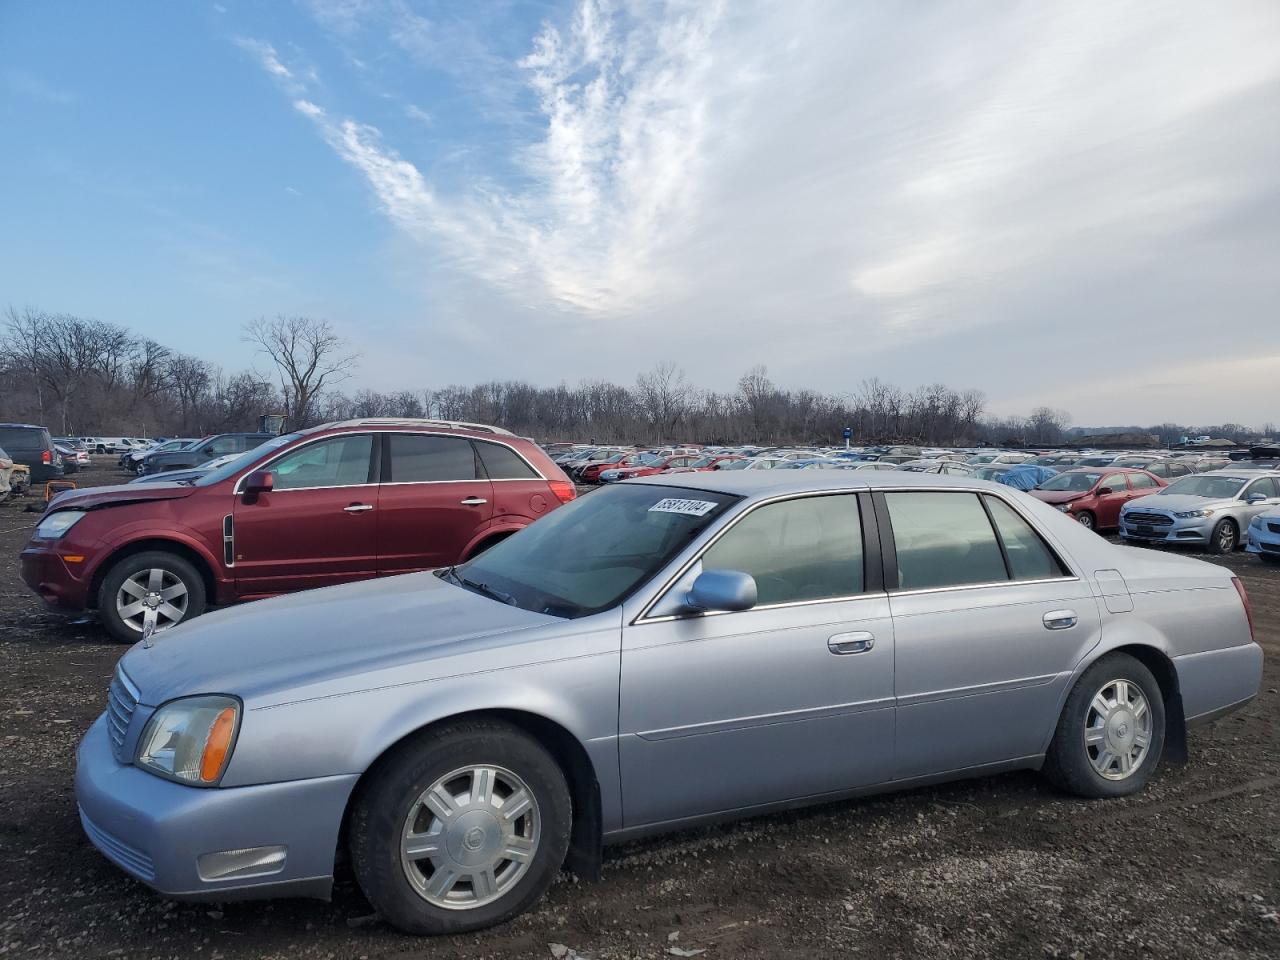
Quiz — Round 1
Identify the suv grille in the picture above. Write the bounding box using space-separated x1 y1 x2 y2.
1125 511 1173 526
106 668 139 762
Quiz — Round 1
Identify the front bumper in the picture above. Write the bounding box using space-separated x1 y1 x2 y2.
19 543 93 612
76 716 358 901
1245 522 1280 558
1118 513 1215 544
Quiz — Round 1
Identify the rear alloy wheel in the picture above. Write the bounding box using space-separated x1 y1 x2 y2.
98 551 207 643
1209 518 1237 555
1044 653 1165 798
1075 510 1096 531
351 719 571 935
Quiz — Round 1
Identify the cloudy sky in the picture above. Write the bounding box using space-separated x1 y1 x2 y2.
2 0 1278 426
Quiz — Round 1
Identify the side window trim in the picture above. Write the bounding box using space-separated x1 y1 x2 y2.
978 494 1016 582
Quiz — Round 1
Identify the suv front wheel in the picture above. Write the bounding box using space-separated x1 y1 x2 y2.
98 551 207 643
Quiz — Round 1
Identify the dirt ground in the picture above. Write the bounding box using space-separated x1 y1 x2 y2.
1 462 1278 960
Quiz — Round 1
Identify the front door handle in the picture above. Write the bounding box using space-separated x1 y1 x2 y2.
344 503 374 513
828 631 875 655
1043 609 1078 630
460 497 488 506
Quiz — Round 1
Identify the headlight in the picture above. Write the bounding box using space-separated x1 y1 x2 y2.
1250 516 1264 529
136 695 240 786
35 510 85 539
1174 508 1214 519
1057 503 1071 512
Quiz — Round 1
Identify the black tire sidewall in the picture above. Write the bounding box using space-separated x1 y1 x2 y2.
350 721 572 936
97 550 207 644
1045 653 1166 799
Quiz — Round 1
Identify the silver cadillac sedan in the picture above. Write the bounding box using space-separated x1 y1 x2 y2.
76 472 1263 935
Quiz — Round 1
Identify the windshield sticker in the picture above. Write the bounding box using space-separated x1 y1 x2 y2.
649 498 718 517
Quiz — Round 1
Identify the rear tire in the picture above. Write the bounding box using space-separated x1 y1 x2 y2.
97 550 207 643
350 719 571 935
1208 518 1237 555
1043 653 1165 798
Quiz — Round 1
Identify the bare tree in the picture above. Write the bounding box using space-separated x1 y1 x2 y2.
244 315 358 427
635 362 693 442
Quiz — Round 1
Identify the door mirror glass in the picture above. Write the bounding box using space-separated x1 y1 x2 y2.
1096 486 1113 496
243 469 274 493
686 569 757 613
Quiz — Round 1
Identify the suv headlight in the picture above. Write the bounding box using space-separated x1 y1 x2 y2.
1056 503 1071 512
1174 508 1214 519
35 510 85 539
136 695 240 786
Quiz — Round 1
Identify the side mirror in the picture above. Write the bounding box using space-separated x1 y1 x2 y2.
1247 493 1267 505
686 569 757 614
1096 486 1114 496
243 469 274 494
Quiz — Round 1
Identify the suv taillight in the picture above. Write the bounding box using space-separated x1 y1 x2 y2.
548 480 576 504
41 450 51 464
1232 577 1254 642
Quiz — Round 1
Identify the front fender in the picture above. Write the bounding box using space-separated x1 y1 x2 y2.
86 521 227 597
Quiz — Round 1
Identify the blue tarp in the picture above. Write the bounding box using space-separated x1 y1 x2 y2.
998 464 1060 490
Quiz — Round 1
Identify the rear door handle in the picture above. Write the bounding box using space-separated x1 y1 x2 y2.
460 497 488 506
344 503 374 513
828 631 875 655
1043 609 1078 630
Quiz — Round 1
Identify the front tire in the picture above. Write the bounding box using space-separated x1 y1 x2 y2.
97 550 207 643
1075 510 1097 531
1043 653 1165 798
350 719 572 935
1208 518 1237 555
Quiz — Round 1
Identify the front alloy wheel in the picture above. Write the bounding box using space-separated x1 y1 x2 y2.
98 550 207 644
1209 518 1237 555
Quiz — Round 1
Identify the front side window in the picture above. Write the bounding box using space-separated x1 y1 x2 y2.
205 436 240 456
700 495 864 606
885 492 1007 591
1160 475 1247 499
388 434 477 482
1243 477 1280 500
271 434 374 490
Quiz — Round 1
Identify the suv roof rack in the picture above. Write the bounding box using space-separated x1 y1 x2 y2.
331 418 515 436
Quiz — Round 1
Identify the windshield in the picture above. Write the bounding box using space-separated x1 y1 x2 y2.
1160 475 1247 499
453 484 739 618
968 454 996 464
718 459 752 470
975 466 1009 480
1038 471 1103 492
193 433 301 487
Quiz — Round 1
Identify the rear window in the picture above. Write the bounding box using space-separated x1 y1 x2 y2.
475 441 539 480
0 427 47 451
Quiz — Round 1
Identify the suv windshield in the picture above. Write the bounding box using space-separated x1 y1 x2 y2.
194 433 300 486
451 484 739 618
1038 471 1104 492
1160 475 1247 499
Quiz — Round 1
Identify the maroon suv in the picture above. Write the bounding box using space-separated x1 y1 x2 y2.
20 420 575 642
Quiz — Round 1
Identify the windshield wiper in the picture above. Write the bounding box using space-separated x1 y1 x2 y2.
456 573 516 605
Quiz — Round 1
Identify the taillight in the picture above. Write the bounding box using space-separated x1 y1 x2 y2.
548 480 576 504
1232 577 1255 642
41 450 51 464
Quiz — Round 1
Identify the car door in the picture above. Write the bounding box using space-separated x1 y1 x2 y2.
1125 472 1162 511
1093 472 1132 527
1240 477 1280 524
232 432 379 597
882 490 1102 780
618 492 896 827
376 432 494 575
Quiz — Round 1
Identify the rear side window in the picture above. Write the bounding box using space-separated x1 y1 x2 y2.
884 492 1007 590
388 434 477 482
983 496 1068 581
1128 473 1158 490
701 494 863 606
475 441 538 480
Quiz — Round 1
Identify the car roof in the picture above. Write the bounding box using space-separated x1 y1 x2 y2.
629 468 991 498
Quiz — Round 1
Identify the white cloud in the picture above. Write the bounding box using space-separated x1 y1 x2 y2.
249 0 1280 423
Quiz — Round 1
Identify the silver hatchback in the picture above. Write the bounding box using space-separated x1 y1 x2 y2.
76 472 1263 934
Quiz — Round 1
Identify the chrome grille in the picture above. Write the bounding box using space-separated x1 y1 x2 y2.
106 667 139 762
1124 511 1173 526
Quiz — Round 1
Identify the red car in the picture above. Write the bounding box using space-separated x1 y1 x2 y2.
665 454 744 473
1028 466 1166 531
602 454 701 482
580 451 655 484
20 420 574 642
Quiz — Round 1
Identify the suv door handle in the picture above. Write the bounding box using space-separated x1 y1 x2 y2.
460 497 488 506
1043 609 1078 630
828 632 875 655
344 503 374 513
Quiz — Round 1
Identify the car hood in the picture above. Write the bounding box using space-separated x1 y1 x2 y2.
1028 489 1086 505
1124 493 1236 513
47 482 197 512
119 571 558 707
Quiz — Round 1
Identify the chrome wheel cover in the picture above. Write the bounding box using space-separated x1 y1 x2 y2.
1084 679 1153 780
115 568 189 634
400 765 540 910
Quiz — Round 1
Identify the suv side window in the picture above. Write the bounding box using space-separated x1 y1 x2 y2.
205 436 240 456
884 492 1007 590
388 434 477 483
270 434 374 490
700 494 863 606
475 441 539 480
983 496 1068 580
1128 473 1158 490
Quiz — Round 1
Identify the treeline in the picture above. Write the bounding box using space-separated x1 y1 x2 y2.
2 307 1270 447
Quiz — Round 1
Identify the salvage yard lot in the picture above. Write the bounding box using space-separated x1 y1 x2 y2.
1 464 1278 960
